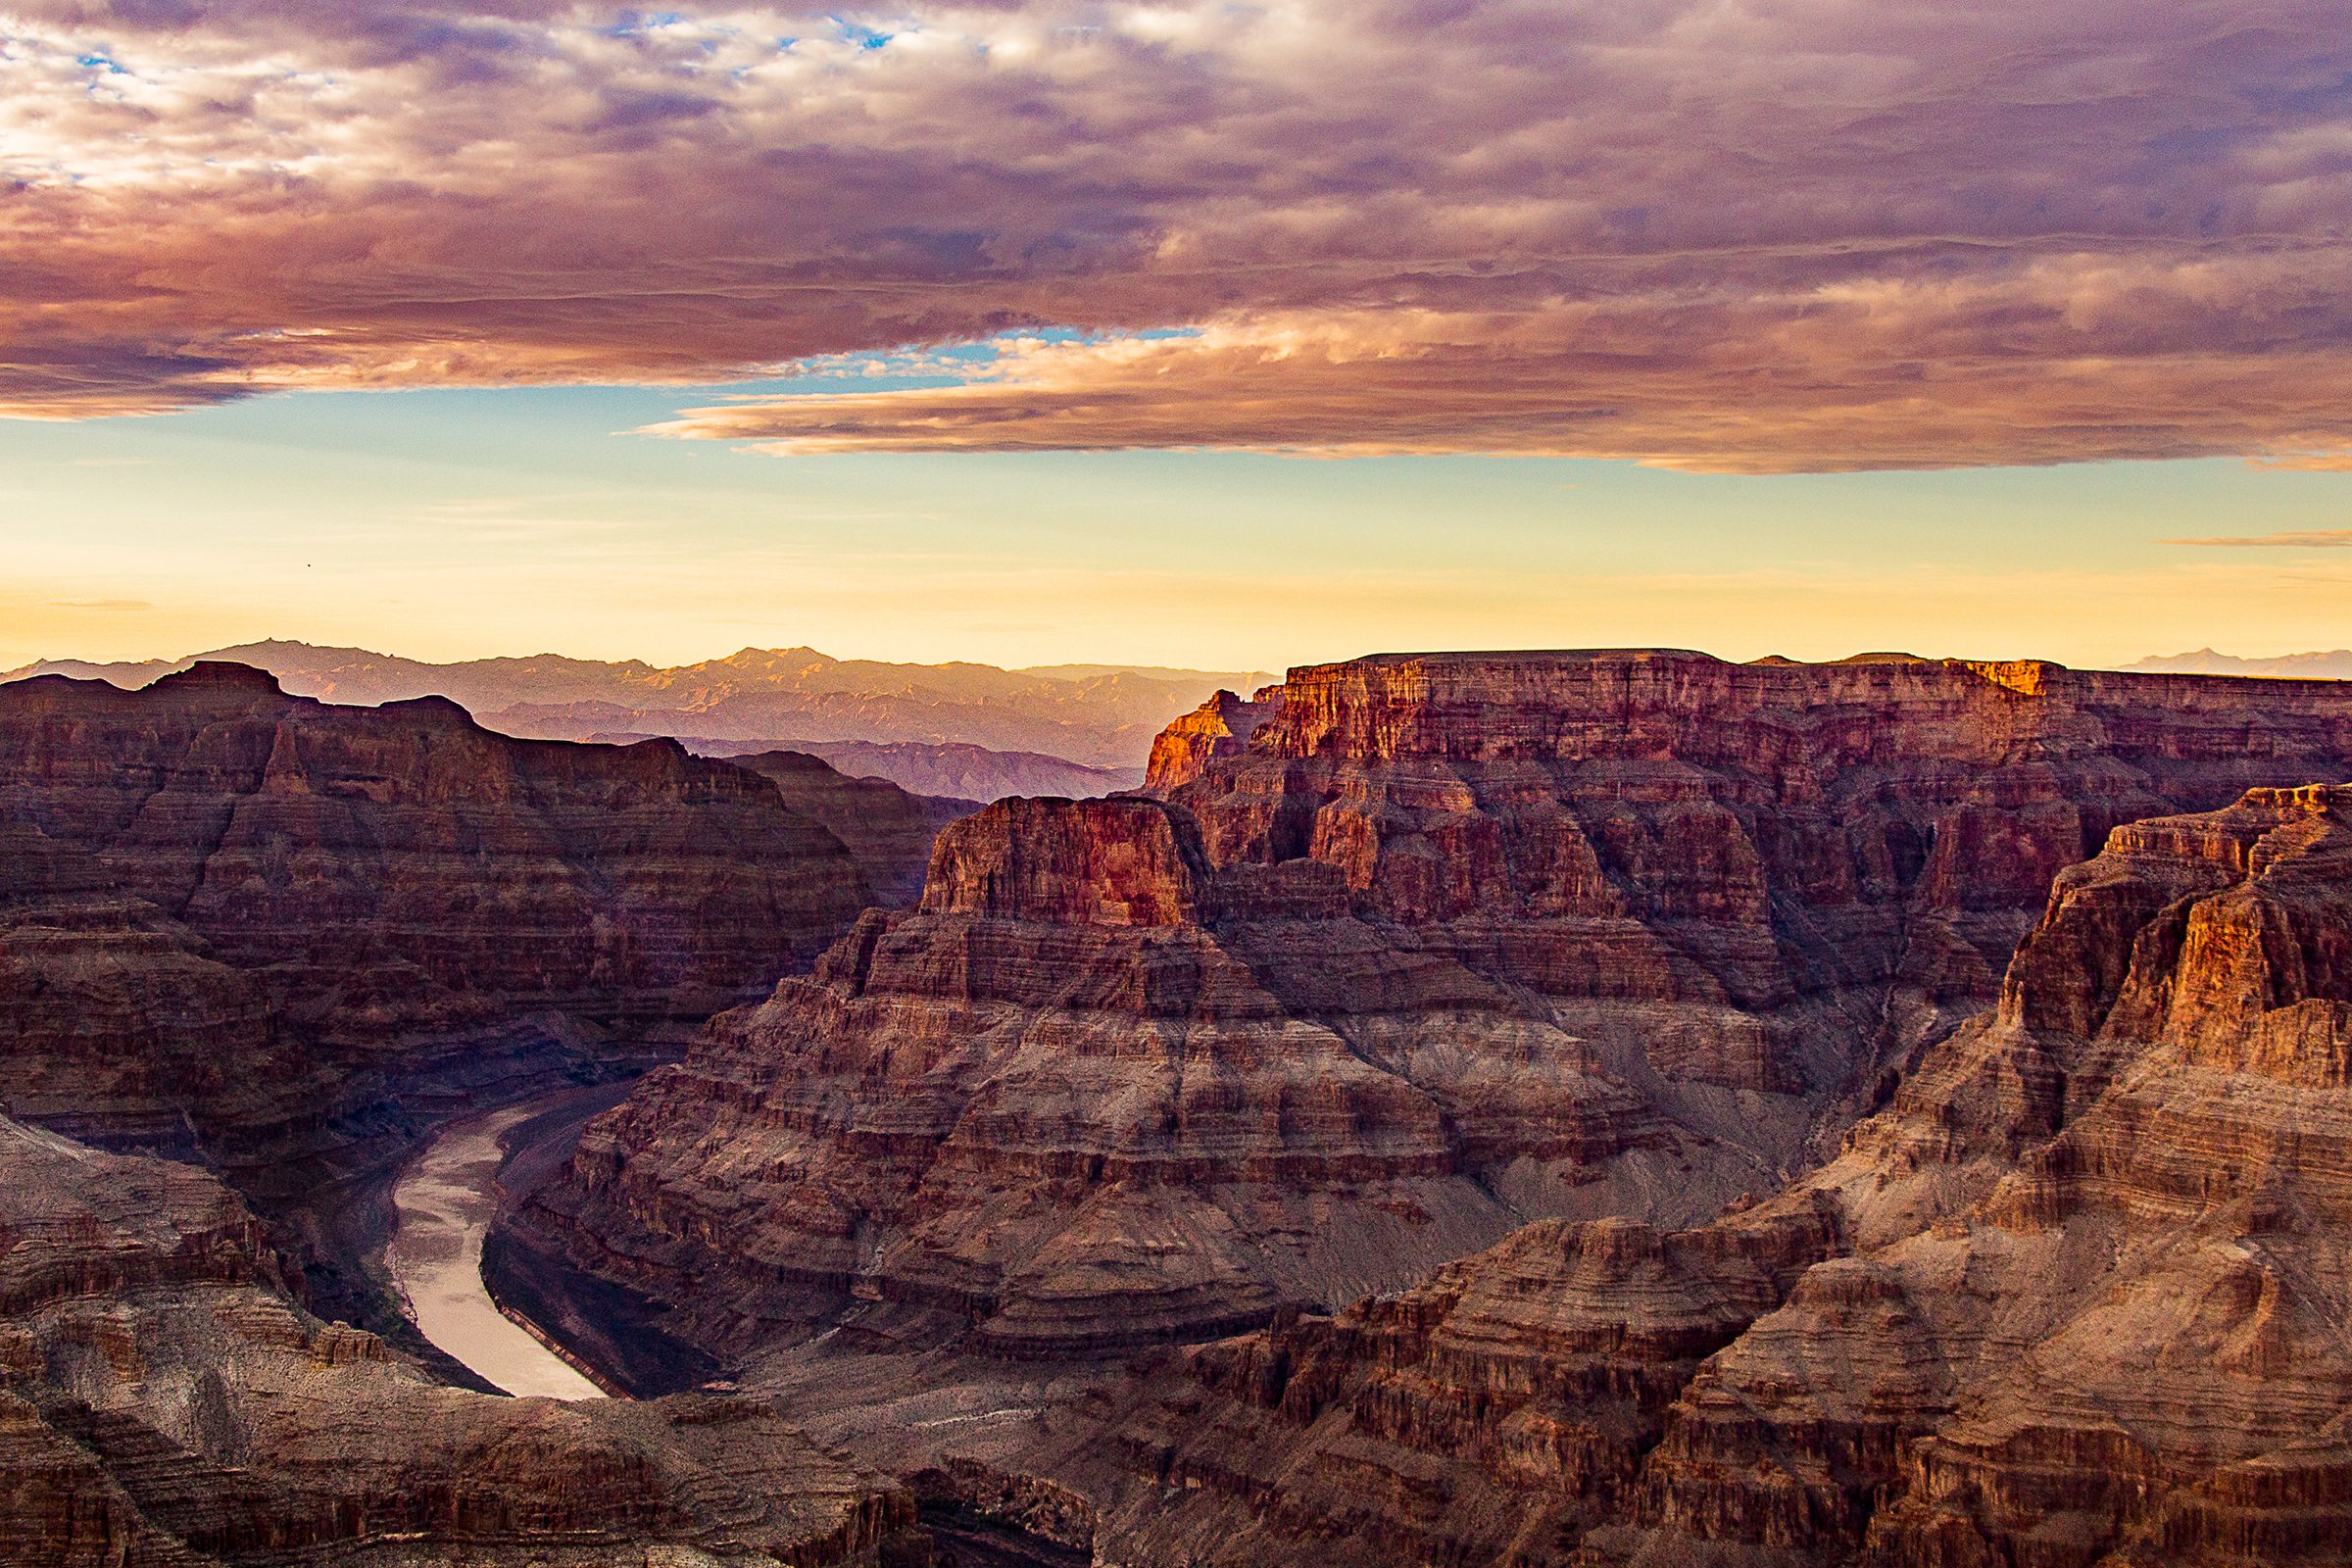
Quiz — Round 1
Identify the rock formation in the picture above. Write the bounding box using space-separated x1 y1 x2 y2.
595 735 1142 803
0 663 879 1167
1046 782 2352 1565
725 748 975 906
537 652 2352 1373
1140 686 1280 794
0 1112 931 1567
745 739 1142 804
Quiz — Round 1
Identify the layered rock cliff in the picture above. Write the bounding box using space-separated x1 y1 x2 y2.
538 652 2352 1371
0 663 883 1164
1158 651 2352 1086
0 1113 930 1567
1054 782 2352 1566
725 748 976 906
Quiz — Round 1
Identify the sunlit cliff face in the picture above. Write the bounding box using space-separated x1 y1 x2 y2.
5 0 2351 472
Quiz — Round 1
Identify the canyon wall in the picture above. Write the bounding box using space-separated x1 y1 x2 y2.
1057 781 2352 1565
0 663 906 1167
0 1113 930 1567
539 652 2352 1370
723 748 976 906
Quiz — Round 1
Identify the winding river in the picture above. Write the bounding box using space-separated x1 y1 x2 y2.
387 1102 607 1400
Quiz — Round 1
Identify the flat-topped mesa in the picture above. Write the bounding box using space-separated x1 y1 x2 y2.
919 797 1211 926
1158 647 2352 1022
1168 649 2352 779
0 663 884 1163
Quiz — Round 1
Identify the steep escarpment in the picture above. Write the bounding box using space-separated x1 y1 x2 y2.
0 1115 931 1567
542 795 1547 1358
1058 782 2352 1566
1142 686 1279 795
539 653 2352 1377
0 663 876 1164
725 748 976 906
1164 651 2352 1092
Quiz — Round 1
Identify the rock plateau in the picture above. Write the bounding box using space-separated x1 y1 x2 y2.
538 652 2352 1376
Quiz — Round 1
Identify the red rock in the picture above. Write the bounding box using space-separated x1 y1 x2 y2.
1044 782 2352 1566
0 1115 933 1566
0 663 882 1162
722 748 975 906
539 653 2352 1381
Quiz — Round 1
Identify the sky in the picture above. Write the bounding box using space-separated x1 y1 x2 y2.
4 1 2351 672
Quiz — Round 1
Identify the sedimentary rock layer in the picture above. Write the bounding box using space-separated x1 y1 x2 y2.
725 749 975 906
1059 782 2352 1566
0 662 880 1160
542 652 2352 1367
0 1113 930 1567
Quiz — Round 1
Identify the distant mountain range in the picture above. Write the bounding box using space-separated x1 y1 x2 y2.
1 641 1275 791
2122 648 2352 679
593 733 1140 801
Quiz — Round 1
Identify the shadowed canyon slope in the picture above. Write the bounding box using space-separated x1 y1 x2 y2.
0 664 954 1170
0 1114 930 1567
665 736 1143 804
723 749 978 906
1056 781 2352 1566
537 651 2352 1370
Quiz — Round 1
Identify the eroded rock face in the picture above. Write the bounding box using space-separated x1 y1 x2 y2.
0 1114 930 1567
539 654 2352 1370
0 663 878 1162
1054 783 2352 1566
542 796 1526 1357
1165 652 2352 1083
724 749 975 906
1142 686 1280 795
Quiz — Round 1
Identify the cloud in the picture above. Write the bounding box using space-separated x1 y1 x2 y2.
45 598 155 610
2163 528 2352 548
2 1 2350 468
2249 454 2352 471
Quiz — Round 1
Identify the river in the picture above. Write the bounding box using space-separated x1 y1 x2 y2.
387 1102 607 1400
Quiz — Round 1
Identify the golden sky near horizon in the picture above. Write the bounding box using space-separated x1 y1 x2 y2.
3 1 2349 666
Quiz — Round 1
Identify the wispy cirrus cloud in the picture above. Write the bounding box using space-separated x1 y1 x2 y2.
2 1 2350 470
2164 528 2352 548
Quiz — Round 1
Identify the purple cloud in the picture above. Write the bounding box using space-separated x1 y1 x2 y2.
0 2 2347 469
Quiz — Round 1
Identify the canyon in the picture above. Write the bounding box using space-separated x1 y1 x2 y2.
0 662 971 1345
0 662 962 1163
539 651 2352 1364
1050 779 2352 1566
0 1112 933 1566
9 646 2352 1563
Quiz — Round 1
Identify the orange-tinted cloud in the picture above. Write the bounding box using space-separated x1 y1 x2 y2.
2164 528 2352 548
3 2 2350 469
